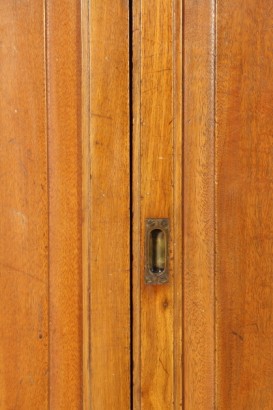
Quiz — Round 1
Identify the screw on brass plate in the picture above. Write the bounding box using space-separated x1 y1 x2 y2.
145 218 169 284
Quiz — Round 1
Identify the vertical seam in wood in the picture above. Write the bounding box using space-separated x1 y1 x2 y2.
129 0 134 408
172 0 175 407
172 0 174 401
139 0 142 406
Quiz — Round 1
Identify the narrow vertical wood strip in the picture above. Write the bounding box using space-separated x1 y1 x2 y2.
133 0 181 407
81 0 91 408
46 0 83 407
133 0 184 407
183 0 215 407
140 1 174 406
132 0 142 407
173 0 183 408
0 1 48 407
89 2 131 408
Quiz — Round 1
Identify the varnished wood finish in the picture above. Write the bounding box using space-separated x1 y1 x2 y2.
0 1 82 408
0 2 48 408
133 0 183 408
173 1 183 407
2 1 273 408
88 1 131 408
132 0 142 407
216 1 273 408
183 0 215 408
140 0 174 405
46 0 82 407
81 0 91 408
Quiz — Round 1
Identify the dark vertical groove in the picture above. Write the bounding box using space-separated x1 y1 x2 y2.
172 0 175 405
129 0 134 408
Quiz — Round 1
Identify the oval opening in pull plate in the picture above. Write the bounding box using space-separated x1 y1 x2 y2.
145 218 169 284
149 229 166 273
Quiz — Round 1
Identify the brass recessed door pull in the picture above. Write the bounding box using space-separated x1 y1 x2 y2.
145 218 169 284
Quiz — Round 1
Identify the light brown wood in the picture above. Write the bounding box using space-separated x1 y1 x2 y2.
133 0 183 408
183 0 215 408
216 1 273 408
132 0 142 407
173 1 183 407
3 1 273 408
81 0 91 408
46 0 82 407
0 2 48 408
140 0 174 404
88 1 131 408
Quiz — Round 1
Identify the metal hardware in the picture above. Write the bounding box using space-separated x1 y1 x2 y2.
145 218 169 284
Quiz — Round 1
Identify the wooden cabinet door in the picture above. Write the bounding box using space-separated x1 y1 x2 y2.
1 1 273 409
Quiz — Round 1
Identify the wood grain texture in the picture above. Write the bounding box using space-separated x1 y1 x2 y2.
132 0 142 407
133 0 183 408
173 1 183 408
0 1 48 408
46 0 82 408
89 1 131 408
216 1 273 408
183 0 215 408
141 0 174 404
81 0 91 408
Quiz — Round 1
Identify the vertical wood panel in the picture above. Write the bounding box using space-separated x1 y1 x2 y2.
173 0 183 407
183 0 215 408
88 1 130 408
216 1 273 408
133 0 183 408
81 0 91 408
0 2 48 408
132 0 142 407
46 0 82 408
141 0 174 406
